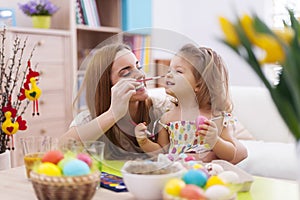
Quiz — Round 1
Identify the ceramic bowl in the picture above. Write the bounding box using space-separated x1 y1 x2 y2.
121 161 186 200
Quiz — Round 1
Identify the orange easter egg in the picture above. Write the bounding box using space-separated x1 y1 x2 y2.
42 150 64 164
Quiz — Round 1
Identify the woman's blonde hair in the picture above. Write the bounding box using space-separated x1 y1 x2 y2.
75 43 151 150
177 44 232 115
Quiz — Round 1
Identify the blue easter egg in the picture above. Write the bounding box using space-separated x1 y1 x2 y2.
63 159 90 176
182 169 207 187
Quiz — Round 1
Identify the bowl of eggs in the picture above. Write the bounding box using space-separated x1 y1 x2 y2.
30 150 100 200
121 160 187 200
163 160 253 200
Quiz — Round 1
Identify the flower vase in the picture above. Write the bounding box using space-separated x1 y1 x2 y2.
32 16 51 29
0 150 11 171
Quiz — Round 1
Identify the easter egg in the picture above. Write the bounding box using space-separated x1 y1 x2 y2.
77 153 92 167
206 175 225 188
63 159 90 176
206 163 224 176
196 115 207 131
57 157 75 170
164 178 186 196
37 162 62 176
182 170 207 187
192 163 203 170
184 155 196 162
179 184 205 200
205 185 231 200
218 171 240 184
41 150 64 164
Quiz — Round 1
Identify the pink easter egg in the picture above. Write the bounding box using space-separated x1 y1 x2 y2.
77 153 92 167
196 116 208 131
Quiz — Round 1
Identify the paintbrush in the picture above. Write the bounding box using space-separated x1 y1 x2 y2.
136 75 165 82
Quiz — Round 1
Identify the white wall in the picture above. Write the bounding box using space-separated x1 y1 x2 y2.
152 0 273 86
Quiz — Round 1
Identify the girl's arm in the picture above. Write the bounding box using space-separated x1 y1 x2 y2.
198 120 248 164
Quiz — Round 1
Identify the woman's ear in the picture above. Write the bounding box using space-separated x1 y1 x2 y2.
194 85 200 94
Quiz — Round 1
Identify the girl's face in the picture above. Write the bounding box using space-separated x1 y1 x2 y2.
165 55 197 97
110 49 148 101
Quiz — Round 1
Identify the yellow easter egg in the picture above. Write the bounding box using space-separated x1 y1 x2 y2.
164 178 186 196
206 175 225 188
37 162 62 176
192 163 203 170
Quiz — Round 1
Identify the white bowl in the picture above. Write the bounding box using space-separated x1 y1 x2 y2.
121 161 186 200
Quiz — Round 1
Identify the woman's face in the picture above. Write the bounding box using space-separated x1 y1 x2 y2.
165 55 197 98
110 49 148 101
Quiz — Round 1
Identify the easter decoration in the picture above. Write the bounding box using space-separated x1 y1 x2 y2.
0 28 41 152
30 150 100 200
19 60 42 116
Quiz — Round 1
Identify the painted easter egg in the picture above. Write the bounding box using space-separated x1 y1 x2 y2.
182 169 207 187
205 185 231 200
41 150 64 164
196 115 208 131
179 184 206 200
218 171 240 184
164 178 186 196
37 162 62 176
63 159 90 176
57 157 75 170
77 153 93 167
206 175 225 188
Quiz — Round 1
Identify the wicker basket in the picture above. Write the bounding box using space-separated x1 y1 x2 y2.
30 171 100 200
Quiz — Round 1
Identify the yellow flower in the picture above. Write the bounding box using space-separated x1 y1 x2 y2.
240 14 285 64
273 27 294 44
254 35 285 64
219 17 240 46
240 15 257 43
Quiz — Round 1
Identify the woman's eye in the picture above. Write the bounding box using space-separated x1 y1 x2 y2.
119 68 131 77
176 70 183 73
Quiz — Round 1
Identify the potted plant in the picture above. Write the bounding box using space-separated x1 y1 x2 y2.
18 0 59 29
0 28 42 169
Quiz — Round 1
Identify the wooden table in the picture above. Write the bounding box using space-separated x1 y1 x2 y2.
0 166 298 200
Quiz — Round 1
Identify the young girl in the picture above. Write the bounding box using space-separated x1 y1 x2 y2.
134 44 248 164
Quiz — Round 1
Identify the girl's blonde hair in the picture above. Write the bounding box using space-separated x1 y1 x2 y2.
177 44 232 115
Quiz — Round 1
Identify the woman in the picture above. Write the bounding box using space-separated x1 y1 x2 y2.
60 43 173 159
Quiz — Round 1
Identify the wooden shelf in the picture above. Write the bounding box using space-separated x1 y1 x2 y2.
76 25 121 33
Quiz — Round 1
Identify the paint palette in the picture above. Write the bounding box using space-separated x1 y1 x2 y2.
100 172 128 192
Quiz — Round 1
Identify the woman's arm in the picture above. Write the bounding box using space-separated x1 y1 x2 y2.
60 78 139 144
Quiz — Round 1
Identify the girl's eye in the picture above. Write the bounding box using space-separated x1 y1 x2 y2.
176 70 183 73
137 66 143 70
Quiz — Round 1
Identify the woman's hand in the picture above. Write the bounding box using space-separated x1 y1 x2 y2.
196 120 219 149
109 78 140 121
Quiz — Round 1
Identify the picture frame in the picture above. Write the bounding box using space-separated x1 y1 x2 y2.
0 8 16 27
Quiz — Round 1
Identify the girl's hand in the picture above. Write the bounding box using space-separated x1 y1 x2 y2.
134 122 148 140
109 78 140 121
196 120 219 149
134 122 149 145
